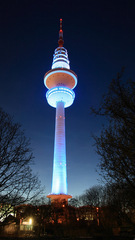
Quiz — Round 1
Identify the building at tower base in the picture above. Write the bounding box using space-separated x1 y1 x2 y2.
47 194 72 204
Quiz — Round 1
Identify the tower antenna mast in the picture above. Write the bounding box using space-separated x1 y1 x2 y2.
58 18 64 47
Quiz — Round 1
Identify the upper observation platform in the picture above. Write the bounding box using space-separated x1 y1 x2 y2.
44 19 77 90
44 68 77 90
52 47 70 69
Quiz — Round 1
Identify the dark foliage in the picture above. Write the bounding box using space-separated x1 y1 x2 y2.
0 108 42 221
91 70 135 194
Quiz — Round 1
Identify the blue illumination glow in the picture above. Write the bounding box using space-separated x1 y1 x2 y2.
51 101 67 194
46 86 75 108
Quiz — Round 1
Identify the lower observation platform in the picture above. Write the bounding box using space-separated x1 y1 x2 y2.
46 86 75 108
47 194 72 203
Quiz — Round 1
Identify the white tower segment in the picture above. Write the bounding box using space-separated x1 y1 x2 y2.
52 47 70 69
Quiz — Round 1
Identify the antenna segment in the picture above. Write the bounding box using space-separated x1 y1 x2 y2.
58 18 64 47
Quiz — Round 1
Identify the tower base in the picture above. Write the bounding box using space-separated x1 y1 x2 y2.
47 194 72 204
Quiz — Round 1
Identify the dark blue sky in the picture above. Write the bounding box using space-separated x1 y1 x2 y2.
0 0 135 197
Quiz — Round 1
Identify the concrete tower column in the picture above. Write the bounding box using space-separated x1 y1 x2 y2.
52 101 67 194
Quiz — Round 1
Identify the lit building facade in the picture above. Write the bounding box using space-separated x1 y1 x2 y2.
44 19 77 202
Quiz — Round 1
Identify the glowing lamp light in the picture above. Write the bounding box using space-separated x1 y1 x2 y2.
29 218 32 225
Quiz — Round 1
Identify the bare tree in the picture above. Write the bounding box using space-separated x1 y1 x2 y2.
68 197 82 207
0 107 42 221
81 185 104 207
91 70 135 193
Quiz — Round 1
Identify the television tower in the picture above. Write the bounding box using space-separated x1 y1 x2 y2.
44 19 77 203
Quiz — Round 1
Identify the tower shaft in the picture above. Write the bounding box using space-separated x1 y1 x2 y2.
52 101 67 194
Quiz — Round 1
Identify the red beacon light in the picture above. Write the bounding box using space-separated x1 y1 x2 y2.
58 18 64 47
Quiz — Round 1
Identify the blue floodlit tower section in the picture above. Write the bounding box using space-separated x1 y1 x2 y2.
44 19 77 203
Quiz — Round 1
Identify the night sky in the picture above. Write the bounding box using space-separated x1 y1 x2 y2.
0 0 135 197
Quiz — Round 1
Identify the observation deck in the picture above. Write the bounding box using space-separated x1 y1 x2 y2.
46 86 75 108
44 68 77 90
44 25 77 91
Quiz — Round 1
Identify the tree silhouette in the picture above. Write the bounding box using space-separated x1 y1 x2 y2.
92 70 135 193
0 107 42 221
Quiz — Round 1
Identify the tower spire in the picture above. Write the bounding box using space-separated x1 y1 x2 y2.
58 18 64 47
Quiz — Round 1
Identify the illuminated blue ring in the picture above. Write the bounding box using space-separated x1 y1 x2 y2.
46 87 75 108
